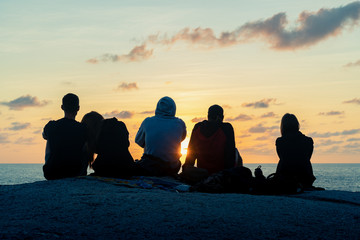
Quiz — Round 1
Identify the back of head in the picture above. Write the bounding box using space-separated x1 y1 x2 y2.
155 96 176 117
280 113 300 136
62 93 80 113
81 111 104 135
208 105 224 122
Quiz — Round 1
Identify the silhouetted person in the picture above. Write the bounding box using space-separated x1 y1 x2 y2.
92 117 135 178
183 105 240 175
81 111 104 171
135 96 186 176
276 113 315 188
42 93 87 180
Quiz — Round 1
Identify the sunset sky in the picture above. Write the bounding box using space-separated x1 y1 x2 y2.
1 0 360 164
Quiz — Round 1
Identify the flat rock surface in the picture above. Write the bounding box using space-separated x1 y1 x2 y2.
0 178 359 240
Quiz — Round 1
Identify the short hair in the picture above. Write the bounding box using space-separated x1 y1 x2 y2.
62 93 79 113
280 113 300 136
208 105 224 121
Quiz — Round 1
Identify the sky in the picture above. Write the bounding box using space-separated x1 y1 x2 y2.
1 0 360 164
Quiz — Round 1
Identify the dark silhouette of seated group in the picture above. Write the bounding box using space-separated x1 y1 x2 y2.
43 93 318 194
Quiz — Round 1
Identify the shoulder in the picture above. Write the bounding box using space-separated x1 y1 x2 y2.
222 122 234 130
275 137 283 146
193 122 204 131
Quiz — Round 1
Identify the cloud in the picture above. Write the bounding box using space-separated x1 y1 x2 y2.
87 44 153 63
318 111 344 116
260 112 277 118
317 139 344 146
0 95 49 110
242 99 277 109
191 117 206 123
117 82 139 91
14 137 36 145
0 134 10 144
7 122 31 131
222 104 232 109
139 110 155 115
347 138 360 142
344 59 360 67
255 136 269 141
90 2 360 63
103 110 134 119
33 129 42 134
225 114 252 121
249 123 277 133
343 98 360 105
310 128 360 138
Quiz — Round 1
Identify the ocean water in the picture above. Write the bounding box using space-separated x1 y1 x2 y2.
0 164 359 192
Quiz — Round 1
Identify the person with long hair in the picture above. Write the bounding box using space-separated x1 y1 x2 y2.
81 111 104 172
275 113 316 188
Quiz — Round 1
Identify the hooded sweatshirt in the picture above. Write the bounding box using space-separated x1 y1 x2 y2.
135 97 186 166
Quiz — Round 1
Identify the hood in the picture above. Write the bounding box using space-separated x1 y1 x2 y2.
155 96 176 117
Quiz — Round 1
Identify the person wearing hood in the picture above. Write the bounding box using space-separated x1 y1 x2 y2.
135 96 186 176
183 105 240 176
275 113 315 188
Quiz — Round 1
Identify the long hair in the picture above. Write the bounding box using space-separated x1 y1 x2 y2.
81 111 104 167
280 113 300 136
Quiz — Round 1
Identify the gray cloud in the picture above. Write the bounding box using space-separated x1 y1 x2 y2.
310 128 360 138
103 110 134 119
343 98 360 105
117 82 139 91
0 134 10 144
7 122 31 131
242 99 277 109
318 111 344 116
91 2 360 63
226 114 252 121
260 112 277 118
347 138 360 142
14 137 36 145
191 117 206 123
255 136 269 141
317 139 344 146
249 123 277 133
87 44 153 63
0 95 49 111
344 59 360 67
139 110 155 115
343 143 360 151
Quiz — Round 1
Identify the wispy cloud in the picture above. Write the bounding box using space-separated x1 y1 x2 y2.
347 138 360 142
7 122 31 131
318 111 344 116
139 110 155 115
310 128 360 138
89 2 360 63
0 95 49 111
222 104 232 109
103 110 134 119
317 139 344 146
14 137 36 145
242 99 277 109
0 134 10 144
343 98 360 105
225 114 252 121
344 59 360 67
117 82 139 91
249 123 277 133
260 112 277 118
87 44 153 63
191 117 206 123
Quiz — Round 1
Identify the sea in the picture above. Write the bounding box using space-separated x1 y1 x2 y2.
0 164 359 192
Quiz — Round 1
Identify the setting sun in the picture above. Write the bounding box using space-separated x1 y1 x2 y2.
181 138 190 156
